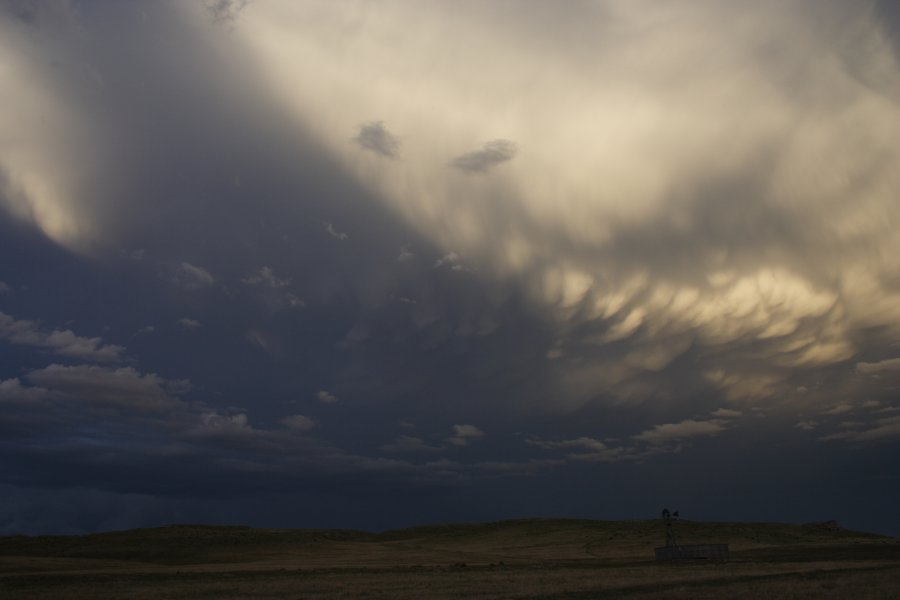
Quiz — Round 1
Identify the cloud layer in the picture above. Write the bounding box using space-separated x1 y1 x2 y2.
1 0 899 536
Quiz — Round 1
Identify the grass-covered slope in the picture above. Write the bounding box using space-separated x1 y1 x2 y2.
0 518 892 567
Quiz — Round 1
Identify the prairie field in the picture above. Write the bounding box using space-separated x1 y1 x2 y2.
1 519 898 599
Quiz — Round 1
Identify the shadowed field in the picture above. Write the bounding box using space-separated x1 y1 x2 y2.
1 519 898 598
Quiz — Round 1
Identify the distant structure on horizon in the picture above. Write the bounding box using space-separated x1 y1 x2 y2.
654 508 729 561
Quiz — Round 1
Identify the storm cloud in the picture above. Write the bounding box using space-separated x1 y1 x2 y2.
1 0 899 536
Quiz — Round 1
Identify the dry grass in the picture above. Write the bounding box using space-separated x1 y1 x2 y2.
1 519 898 599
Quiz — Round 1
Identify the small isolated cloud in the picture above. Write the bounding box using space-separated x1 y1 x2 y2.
822 402 854 416
632 419 727 444
191 411 254 438
354 121 401 158
379 435 442 454
280 414 317 432
448 424 485 446
241 266 289 288
174 262 215 291
325 222 349 240
795 420 818 431
527 436 608 452
0 312 123 362
527 436 627 463
0 281 10 293
476 458 565 475
451 139 517 173
433 252 468 271
179 318 201 329
131 326 154 338
119 249 145 261
205 0 247 25
241 267 304 309
856 358 900 374
711 408 742 418
317 390 338 404
397 246 414 262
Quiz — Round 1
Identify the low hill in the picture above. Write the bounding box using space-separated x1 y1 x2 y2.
1 519 898 599
0 518 893 567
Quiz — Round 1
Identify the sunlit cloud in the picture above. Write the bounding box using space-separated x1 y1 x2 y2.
3 0 900 535
218 0 900 414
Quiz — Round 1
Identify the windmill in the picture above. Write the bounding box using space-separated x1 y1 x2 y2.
661 508 679 548
654 509 729 561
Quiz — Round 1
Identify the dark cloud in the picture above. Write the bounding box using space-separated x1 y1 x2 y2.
451 139 518 173
448 424 485 447
354 121 401 158
379 435 443 454
25 363 185 414
205 0 248 26
0 312 123 362
0 0 898 538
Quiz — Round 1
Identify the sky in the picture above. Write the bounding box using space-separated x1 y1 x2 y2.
1 0 899 537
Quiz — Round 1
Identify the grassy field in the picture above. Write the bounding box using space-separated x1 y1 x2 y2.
1 519 898 598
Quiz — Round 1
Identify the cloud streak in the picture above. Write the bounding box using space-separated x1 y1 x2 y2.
0 312 124 362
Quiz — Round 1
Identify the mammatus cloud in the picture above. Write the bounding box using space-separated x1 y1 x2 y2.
0 312 123 362
450 139 518 173
1 0 899 517
226 0 900 415
448 424 485 446
354 121 401 158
